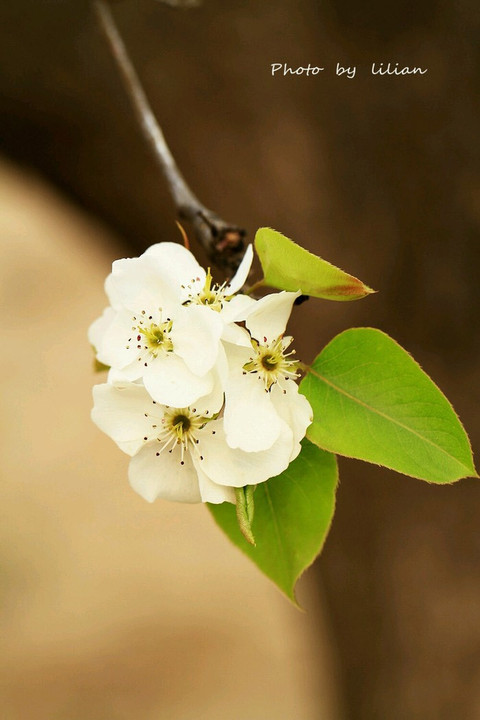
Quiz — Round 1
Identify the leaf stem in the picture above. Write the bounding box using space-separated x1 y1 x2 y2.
235 486 256 545
245 278 266 296
297 361 316 378
93 0 247 272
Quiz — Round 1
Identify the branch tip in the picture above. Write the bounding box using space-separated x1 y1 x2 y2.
93 0 247 273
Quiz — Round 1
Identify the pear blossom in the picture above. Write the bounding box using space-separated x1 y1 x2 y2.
223 291 313 455
143 241 256 344
143 241 254 308
92 381 297 504
89 242 254 407
90 240 314 509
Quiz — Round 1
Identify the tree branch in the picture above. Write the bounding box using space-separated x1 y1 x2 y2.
93 0 246 272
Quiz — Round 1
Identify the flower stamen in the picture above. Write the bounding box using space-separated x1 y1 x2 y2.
138 318 173 357
243 336 299 391
153 407 210 465
186 269 232 312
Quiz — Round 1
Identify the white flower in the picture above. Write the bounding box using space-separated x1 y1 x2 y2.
92 381 296 504
89 242 313 508
142 241 254 308
223 291 313 455
142 242 256 345
89 252 218 407
89 242 255 407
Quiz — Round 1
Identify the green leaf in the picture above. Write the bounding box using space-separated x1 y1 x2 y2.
208 440 338 605
254 227 374 301
300 328 477 483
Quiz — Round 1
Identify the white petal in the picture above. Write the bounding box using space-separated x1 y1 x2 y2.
189 373 225 416
107 256 176 313
107 367 143 386
91 383 159 456
143 242 206 301
214 342 229 390
220 294 257 325
195 418 294 488
88 306 116 354
144 353 215 407
221 322 252 347
107 362 144 383
245 291 300 343
222 341 252 371
196 464 235 504
129 444 201 503
98 308 141 371
143 241 200 272
223 372 282 452
225 244 254 294
270 381 313 461
171 305 223 376
104 272 124 310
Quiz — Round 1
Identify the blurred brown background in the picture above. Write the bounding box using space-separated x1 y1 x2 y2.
0 1 479 718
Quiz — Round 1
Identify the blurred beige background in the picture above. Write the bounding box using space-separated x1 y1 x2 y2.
0 159 342 719
0 1 479 718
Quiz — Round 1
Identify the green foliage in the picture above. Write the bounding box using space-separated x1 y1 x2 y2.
254 227 374 301
208 440 338 604
301 328 477 483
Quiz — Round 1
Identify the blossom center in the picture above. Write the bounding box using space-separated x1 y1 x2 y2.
243 336 299 391
261 354 279 371
188 269 229 312
171 413 191 433
146 406 213 465
139 320 173 356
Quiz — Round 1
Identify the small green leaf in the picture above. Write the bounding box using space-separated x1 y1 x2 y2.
94 358 110 373
208 440 338 605
91 344 110 373
301 328 477 483
254 227 374 301
235 485 256 545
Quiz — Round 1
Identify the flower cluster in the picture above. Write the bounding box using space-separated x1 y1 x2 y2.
89 242 312 505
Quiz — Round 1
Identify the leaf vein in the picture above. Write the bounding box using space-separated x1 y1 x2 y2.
309 368 471 471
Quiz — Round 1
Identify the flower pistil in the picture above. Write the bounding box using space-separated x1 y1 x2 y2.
145 404 213 465
243 336 299 391
138 319 173 356
186 269 232 313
